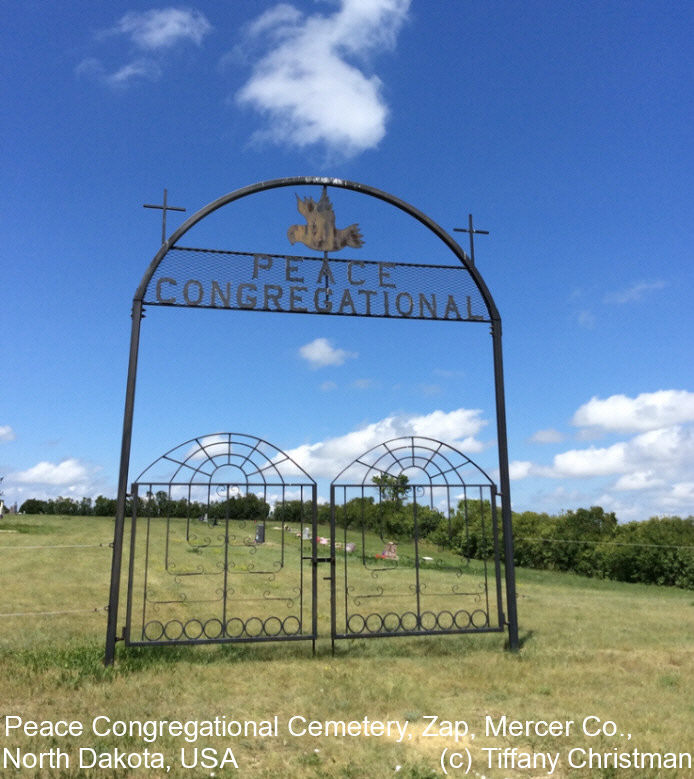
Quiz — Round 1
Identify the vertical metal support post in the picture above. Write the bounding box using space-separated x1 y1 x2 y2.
105 299 144 665
412 489 422 624
311 484 318 654
329 485 337 654
491 317 520 650
124 483 139 646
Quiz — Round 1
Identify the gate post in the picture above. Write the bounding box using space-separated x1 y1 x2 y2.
329 485 337 654
105 299 144 665
491 318 520 650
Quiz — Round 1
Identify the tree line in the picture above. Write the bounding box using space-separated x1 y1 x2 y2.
17 489 694 590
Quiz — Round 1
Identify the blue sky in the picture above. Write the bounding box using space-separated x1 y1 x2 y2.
2 0 692 522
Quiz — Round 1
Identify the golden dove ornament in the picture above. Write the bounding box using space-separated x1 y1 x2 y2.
288 189 363 252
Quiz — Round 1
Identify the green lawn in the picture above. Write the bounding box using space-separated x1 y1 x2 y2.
0 516 692 777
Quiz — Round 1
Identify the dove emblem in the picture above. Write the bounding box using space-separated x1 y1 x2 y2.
288 189 363 252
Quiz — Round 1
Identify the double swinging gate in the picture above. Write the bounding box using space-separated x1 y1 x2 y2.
105 177 519 663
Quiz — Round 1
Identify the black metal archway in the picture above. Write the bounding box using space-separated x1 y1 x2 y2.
105 177 519 663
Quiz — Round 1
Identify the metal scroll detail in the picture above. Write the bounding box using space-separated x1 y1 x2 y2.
125 433 317 648
329 436 505 645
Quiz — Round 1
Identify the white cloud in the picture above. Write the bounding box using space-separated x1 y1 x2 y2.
285 408 487 479
114 8 212 50
530 428 564 444
603 280 667 304
0 425 15 442
613 471 664 491
236 0 411 156
551 442 628 478
510 388 694 519
78 7 211 87
572 390 694 433
299 337 357 368
185 434 229 461
6 458 105 500
509 460 534 480
105 58 162 86
516 424 694 483
12 458 90 486
667 482 694 504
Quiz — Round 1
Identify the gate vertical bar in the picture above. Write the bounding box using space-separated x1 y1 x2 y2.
105 299 144 665
329 485 337 653
124 483 139 644
412 488 422 626
311 484 318 653
222 486 231 636
491 318 519 649
490 489 505 628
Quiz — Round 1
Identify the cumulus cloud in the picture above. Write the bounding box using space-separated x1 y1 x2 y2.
77 6 212 87
572 390 694 433
550 442 628 478
3 458 112 504
285 408 487 479
509 461 534 480
511 390 694 518
613 471 665 491
236 0 411 156
12 458 91 486
0 425 16 442
6 458 105 500
299 337 357 368
514 424 694 482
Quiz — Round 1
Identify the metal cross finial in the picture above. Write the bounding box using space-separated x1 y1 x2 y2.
143 188 186 245
453 214 489 267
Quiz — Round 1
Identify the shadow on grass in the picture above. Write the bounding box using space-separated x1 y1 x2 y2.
499 628 535 652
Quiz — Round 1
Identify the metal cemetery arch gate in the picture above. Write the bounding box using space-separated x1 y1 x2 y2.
105 177 519 663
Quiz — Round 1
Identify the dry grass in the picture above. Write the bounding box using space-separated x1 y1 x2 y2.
0 516 692 777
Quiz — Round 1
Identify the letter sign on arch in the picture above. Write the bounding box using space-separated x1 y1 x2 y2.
105 176 519 664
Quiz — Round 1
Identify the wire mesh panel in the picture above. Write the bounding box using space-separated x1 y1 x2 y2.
144 247 491 323
125 434 317 648
329 437 505 645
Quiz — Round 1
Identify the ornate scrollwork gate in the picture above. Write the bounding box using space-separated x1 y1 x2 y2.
124 433 317 649
330 436 504 646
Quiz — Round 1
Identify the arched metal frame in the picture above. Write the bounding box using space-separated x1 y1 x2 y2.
330 436 504 647
105 177 519 664
125 433 318 649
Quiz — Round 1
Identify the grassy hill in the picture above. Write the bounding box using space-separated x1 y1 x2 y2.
0 516 692 777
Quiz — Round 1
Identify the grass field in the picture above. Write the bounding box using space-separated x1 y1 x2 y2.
0 515 692 777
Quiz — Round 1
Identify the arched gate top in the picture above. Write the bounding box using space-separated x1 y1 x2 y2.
331 435 496 488
134 432 315 487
